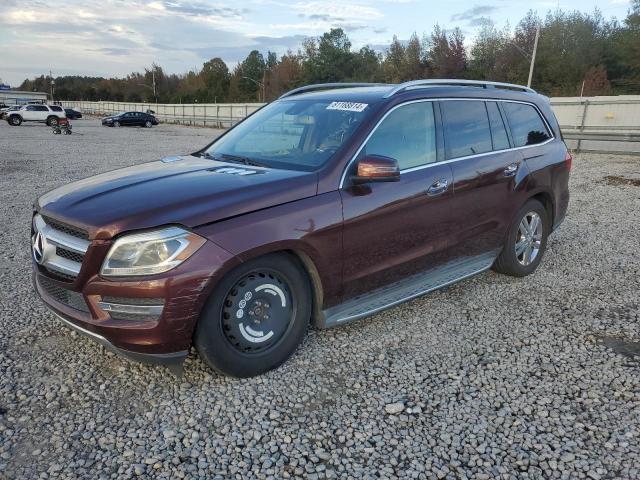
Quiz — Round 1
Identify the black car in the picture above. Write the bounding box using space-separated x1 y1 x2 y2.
64 108 83 119
102 111 158 128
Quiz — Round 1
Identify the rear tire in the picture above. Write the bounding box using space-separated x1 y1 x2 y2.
8 115 22 126
492 198 549 277
47 116 59 126
195 253 311 377
145 120 152 128
114 121 120 127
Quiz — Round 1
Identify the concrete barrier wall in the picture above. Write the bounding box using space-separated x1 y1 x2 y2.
64 100 264 128
66 95 640 154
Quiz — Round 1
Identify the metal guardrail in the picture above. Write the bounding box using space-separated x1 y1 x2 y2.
65 97 640 155
563 131 640 142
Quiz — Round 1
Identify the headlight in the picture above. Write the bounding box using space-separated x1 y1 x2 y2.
101 227 206 277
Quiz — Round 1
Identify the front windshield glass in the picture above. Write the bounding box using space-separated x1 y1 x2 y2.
203 99 372 171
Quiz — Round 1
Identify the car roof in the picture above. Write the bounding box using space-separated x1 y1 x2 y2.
279 80 546 106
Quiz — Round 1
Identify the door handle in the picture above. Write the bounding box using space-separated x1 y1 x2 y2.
503 163 519 177
427 178 449 196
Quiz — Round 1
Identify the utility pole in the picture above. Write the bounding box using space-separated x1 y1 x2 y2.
152 69 157 102
49 70 55 101
527 24 540 88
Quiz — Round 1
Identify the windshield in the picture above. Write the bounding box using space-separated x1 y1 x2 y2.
202 99 372 171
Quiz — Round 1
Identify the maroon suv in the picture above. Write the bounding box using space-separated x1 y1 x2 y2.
32 80 570 377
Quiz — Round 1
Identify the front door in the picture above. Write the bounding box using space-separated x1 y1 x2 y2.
340 101 455 300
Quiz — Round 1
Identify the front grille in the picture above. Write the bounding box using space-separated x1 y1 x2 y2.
41 215 88 240
34 214 91 282
56 247 84 263
41 267 76 282
38 275 89 313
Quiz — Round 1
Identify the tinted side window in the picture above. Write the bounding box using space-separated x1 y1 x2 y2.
50 106 63 112
362 102 436 170
502 102 551 147
486 102 510 150
35 106 49 111
441 101 492 159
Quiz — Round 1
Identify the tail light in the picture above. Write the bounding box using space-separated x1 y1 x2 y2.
564 150 572 172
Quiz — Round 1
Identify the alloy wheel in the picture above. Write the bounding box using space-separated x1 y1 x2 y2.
515 211 543 266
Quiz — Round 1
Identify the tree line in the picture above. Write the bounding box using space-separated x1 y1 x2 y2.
18 4 640 103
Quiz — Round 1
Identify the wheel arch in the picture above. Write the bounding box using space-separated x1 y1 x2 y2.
211 245 327 329
529 190 555 227
282 249 325 328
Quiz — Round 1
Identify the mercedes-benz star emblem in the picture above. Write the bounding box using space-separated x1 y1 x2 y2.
32 231 46 264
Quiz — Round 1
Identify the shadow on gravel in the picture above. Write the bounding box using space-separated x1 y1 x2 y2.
601 175 640 187
597 335 640 360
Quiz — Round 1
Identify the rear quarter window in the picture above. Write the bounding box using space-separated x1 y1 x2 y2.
50 106 63 112
502 102 551 147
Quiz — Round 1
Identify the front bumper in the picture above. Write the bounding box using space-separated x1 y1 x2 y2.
50 307 188 366
32 238 240 364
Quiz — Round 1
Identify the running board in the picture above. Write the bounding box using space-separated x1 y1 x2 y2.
319 251 498 328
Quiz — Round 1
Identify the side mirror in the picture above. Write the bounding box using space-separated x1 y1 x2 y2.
352 155 400 184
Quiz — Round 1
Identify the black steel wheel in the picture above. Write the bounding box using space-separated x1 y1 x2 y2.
195 253 311 377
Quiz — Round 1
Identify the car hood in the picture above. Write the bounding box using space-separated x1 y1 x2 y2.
37 155 318 240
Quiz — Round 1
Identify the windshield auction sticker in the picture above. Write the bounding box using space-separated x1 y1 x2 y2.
326 101 368 112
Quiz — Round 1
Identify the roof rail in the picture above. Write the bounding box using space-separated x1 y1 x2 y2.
279 82 389 99
383 79 536 98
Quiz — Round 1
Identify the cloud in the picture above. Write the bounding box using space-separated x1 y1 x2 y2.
91 47 132 56
451 5 499 24
145 1 247 19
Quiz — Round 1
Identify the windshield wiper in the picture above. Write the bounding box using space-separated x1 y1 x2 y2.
218 153 269 168
199 151 269 168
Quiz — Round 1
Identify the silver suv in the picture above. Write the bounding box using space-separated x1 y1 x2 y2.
7 104 66 126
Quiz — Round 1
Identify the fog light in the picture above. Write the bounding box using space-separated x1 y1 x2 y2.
98 297 164 320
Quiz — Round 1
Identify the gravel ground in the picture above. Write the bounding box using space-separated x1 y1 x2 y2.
1 118 639 479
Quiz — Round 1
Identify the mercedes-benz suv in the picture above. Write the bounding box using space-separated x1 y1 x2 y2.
32 80 571 377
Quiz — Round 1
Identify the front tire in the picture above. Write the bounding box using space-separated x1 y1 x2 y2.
8 115 22 126
493 198 549 277
113 121 120 127
145 120 152 128
195 253 311 377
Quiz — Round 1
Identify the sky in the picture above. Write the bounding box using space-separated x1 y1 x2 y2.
0 0 633 87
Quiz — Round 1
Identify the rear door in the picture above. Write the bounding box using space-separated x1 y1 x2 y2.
36 105 50 121
340 100 455 300
443 99 527 259
21 105 39 121
120 113 133 125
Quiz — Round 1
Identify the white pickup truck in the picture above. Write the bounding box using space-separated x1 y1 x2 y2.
6 104 66 126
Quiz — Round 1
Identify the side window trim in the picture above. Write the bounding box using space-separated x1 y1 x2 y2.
484 102 496 151
338 98 554 189
486 101 513 151
495 101 515 148
433 101 445 164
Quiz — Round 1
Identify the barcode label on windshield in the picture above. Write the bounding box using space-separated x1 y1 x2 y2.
326 102 368 112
